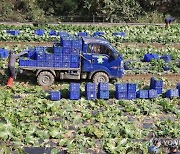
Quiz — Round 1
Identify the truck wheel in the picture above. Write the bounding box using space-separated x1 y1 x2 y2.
92 72 109 83
37 71 54 86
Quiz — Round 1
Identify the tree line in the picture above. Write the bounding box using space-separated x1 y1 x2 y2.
0 0 179 23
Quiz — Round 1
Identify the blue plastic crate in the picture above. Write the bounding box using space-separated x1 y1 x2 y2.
144 53 159 62
116 83 127 92
58 31 69 37
37 61 45 67
148 89 158 99
50 91 61 101
69 91 80 100
0 49 9 58
19 59 28 66
78 32 88 37
44 61 53 67
127 92 136 100
70 83 80 91
28 60 37 66
63 55 70 62
71 55 80 62
7 30 20 36
127 83 137 92
34 29 44 36
45 53 54 61
62 62 70 68
63 48 71 54
49 30 56 36
86 91 97 100
70 62 79 68
53 46 62 54
150 77 163 88
93 31 105 37
61 37 72 48
98 83 109 91
85 83 96 92
72 48 80 54
28 51 37 59
136 90 149 99
53 63 62 67
160 55 171 62
165 89 179 98
54 55 63 62
72 40 82 49
112 32 125 37
98 91 109 99
151 87 163 95
177 83 180 90
37 53 46 61
115 92 127 100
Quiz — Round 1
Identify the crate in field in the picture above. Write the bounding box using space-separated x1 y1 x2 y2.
136 90 149 99
93 31 105 37
50 91 61 101
98 91 109 99
165 89 179 98
160 55 171 62
127 83 137 92
115 83 127 92
34 29 44 36
85 83 96 92
0 49 9 58
86 91 97 100
115 92 127 100
148 89 158 99
127 92 136 100
143 53 159 62
98 83 109 91
7 30 20 36
150 77 163 88
70 83 80 92
69 91 80 100
49 30 57 36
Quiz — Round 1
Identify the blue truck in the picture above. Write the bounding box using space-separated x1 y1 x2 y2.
19 35 124 86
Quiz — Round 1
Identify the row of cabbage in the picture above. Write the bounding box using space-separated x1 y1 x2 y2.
0 24 179 43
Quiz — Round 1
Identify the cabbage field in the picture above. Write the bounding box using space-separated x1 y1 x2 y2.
0 24 180 153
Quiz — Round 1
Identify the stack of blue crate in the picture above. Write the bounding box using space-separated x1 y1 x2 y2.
143 53 159 62
34 29 44 36
50 91 61 101
165 89 179 98
115 83 127 100
6 30 20 36
98 83 109 99
150 77 163 94
58 31 69 37
127 83 137 99
137 90 149 99
0 49 9 58
148 89 158 99
69 83 80 100
85 83 97 100
177 83 180 97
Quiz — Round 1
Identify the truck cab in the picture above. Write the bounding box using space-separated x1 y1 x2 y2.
18 36 124 86
81 37 124 83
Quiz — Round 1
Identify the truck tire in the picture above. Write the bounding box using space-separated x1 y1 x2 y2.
37 71 54 86
92 72 109 83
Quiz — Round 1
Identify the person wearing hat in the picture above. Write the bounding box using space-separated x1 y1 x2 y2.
168 143 180 154
148 138 161 154
7 50 28 88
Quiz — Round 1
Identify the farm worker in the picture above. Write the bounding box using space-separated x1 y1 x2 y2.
148 138 161 154
168 143 180 154
7 50 28 88
165 18 174 28
92 44 101 53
